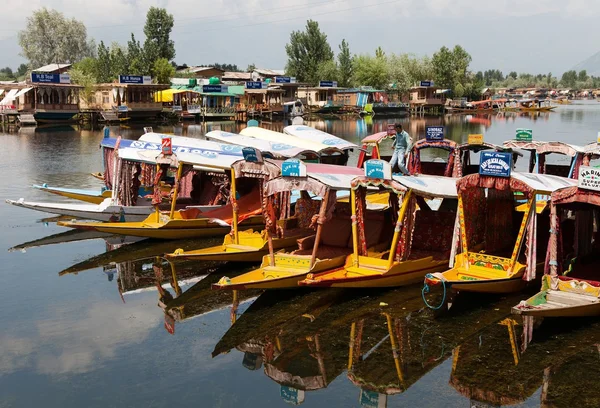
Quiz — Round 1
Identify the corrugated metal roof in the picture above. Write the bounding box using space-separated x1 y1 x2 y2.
32 63 71 73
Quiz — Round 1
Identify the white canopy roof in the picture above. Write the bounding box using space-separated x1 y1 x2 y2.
240 127 343 155
139 132 243 156
283 125 357 151
118 147 239 172
511 172 578 193
206 130 317 159
0 89 18 105
392 175 458 198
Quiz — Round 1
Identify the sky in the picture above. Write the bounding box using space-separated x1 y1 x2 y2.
0 0 599 75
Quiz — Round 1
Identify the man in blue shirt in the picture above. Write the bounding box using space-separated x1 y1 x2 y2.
390 123 412 174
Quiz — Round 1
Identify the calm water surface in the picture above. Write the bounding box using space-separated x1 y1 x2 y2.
2 102 600 407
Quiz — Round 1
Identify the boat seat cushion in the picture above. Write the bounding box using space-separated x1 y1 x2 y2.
179 208 202 220
320 216 352 248
348 211 386 249
411 210 455 253
557 275 600 287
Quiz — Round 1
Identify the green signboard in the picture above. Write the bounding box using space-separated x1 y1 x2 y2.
516 128 533 141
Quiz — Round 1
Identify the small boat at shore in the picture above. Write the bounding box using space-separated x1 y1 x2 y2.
299 163 458 288
513 166 600 317
32 184 112 204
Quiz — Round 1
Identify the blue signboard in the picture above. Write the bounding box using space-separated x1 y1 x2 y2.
245 81 263 89
242 147 263 163
420 80 434 87
364 159 392 179
479 151 512 177
319 80 337 88
275 76 291 83
119 75 151 85
31 73 71 84
282 158 307 177
202 84 227 93
117 105 129 112
426 126 444 141
359 389 386 408
280 386 304 405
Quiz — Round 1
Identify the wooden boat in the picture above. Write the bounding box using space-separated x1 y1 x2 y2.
424 171 577 298
356 131 391 168
58 148 264 239
212 162 367 290
283 125 358 151
165 155 362 262
513 172 600 317
407 138 458 176
299 164 459 288
516 99 556 112
32 184 112 204
240 126 347 164
452 140 523 178
503 140 588 179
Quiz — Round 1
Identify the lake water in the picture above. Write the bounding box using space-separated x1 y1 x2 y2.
2 102 600 407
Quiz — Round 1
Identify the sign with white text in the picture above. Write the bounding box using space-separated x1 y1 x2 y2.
319 80 337 87
242 147 263 163
31 73 71 84
119 75 152 85
245 81 263 89
479 151 512 178
420 80 434 87
426 126 444 141
578 166 600 192
282 158 307 177
516 128 533 141
365 159 392 180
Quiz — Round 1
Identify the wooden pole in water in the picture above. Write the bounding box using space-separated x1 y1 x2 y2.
309 190 331 269
386 190 412 271
169 162 183 219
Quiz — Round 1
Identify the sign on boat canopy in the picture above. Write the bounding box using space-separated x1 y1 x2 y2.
468 134 484 145
516 128 533 141
426 126 444 141
479 151 512 178
365 159 392 180
242 147 263 163
578 166 600 191
161 137 172 155
282 158 307 177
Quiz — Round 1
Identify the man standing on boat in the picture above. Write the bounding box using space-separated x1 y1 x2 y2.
390 123 411 174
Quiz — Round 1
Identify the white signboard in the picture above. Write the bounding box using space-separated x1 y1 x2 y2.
578 166 600 192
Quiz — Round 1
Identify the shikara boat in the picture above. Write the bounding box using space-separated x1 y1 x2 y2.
356 131 391 168
166 154 361 262
57 149 264 239
503 140 588 178
212 162 368 290
283 125 358 151
299 163 459 288
513 169 600 317
31 184 112 204
407 138 458 176
452 140 523 178
424 171 577 297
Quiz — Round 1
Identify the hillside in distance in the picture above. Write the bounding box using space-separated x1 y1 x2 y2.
572 50 600 76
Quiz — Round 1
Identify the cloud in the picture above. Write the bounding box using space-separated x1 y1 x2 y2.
0 300 161 376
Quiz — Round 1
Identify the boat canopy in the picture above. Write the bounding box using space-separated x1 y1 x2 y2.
360 132 391 147
503 140 543 152
231 158 282 181
118 147 240 172
101 134 245 157
535 141 585 157
283 125 357 151
240 127 344 155
265 167 364 198
206 130 318 159
352 174 458 199
456 141 521 154
154 88 201 103
408 139 458 177
457 172 577 195
469 99 492 106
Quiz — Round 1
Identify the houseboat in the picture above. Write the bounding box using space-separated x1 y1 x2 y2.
409 82 446 115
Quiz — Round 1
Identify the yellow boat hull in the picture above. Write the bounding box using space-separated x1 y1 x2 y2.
299 254 449 288
58 214 264 240
429 252 530 294
38 187 111 204
165 229 303 262
212 251 348 290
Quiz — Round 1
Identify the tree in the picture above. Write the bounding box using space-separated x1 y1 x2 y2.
70 67 96 106
285 20 334 83
561 70 578 88
127 34 146 75
246 63 256 73
143 7 175 62
453 83 465 98
316 60 339 82
16 63 29 78
431 46 455 88
578 70 589 82
0 67 14 80
352 54 389 89
18 7 95 68
375 46 385 59
153 58 175 84
508 71 518 80
451 45 471 86
110 43 129 79
96 41 112 83
338 39 353 87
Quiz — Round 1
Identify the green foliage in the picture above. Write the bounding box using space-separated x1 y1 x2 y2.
70 67 96 105
143 7 175 62
561 70 578 88
110 43 129 79
375 46 385 59
453 82 465 98
285 20 334 83
246 63 256 73
352 54 389 89
96 41 112 83
337 39 353 87
431 46 455 88
16 64 29 77
18 7 95 68
578 70 588 82
316 59 339 83
153 58 175 84
173 70 196 78
127 34 147 75
508 71 518 80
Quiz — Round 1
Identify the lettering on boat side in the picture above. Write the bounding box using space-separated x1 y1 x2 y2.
282 159 307 177
426 126 444 141
242 147 263 163
468 134 484 144
479 151 512 178
578 166 600 192
365 159 392 180
516 128 533 141
117 105 128 112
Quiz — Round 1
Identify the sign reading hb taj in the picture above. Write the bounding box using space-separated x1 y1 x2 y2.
579 166 600 192
119 75 152 85
479 151 512 178
31 73 71 84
